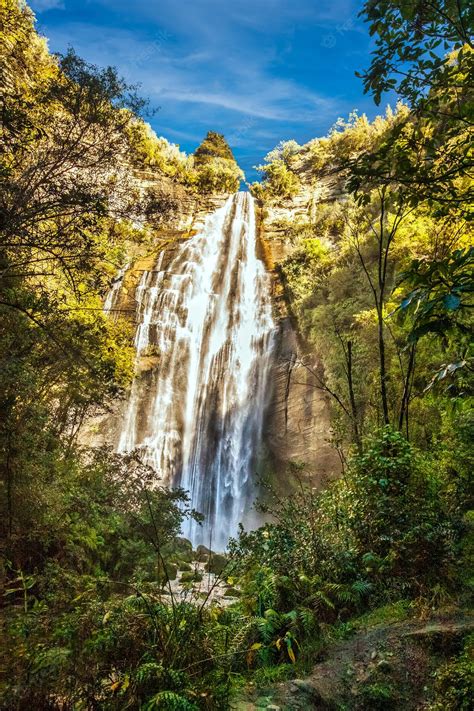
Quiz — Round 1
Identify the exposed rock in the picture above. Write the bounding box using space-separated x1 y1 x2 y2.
263 317 340 485
243 611 474 710
256 160 343 485
205 553 228 575
195 544 212 562
180 570 203 583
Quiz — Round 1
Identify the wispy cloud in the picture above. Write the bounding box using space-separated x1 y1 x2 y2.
32 0 376 178
46 22 342 124
30 0 65 12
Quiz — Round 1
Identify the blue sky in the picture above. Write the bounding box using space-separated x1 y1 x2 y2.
31 0 387 181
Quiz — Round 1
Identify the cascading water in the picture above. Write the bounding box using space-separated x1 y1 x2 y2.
116 192 275 549
103 264 127 318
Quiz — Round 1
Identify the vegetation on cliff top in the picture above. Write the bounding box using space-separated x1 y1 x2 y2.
0 0 473 709
128 123 244 194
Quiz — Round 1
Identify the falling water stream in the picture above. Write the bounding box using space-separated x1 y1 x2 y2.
116 192 275 549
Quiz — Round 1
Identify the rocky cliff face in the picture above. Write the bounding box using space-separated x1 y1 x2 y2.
82 153 341 492
79 170 232 450
256 148 343 484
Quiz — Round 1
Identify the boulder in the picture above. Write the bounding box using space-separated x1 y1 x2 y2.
205 553 228 575
164 563 178 581
195 544 212 561
180 570 203 583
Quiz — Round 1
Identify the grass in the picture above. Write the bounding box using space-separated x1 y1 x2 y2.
352 600 413 629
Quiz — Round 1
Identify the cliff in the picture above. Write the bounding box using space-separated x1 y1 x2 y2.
256 143 343 484
79 166 233 449
82 133 342 491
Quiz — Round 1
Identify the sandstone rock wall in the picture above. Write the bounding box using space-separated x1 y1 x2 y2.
257 160 343 485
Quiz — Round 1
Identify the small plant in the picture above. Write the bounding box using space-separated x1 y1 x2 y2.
359 681 396 709
429 634 474 710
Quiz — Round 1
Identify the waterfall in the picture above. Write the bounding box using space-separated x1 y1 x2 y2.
117 192 275 549
103 264 128 318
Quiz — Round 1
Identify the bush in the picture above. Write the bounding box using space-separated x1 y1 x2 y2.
430 634 474 710
252 159 300 201
231 428 459 628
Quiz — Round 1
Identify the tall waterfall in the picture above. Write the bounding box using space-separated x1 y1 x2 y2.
117 192 275 549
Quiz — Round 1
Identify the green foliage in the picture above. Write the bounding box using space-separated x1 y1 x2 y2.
354 2 473 217
359 680 396 708
0 445 234 709
194 131 236 163
264 139 301 167
232 427 463 621
127 121 244 193
358 0 473 106
252 159 301 201
397 247 473 386
270 100 472 443
193 156 244 194
353 600 413 628
1 2 473 708
429 634 474 710
281 234 331 310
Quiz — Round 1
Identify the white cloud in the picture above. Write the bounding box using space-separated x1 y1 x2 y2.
33 1 369 173
46 22 342 125
30 0 65 12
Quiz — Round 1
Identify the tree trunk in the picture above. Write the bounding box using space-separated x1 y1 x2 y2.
377 306 390 426
347 340 362 451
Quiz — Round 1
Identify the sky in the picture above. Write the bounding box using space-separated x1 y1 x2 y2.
30 0 387 182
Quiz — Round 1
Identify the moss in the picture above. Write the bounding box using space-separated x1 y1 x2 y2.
358 681 396 708
180 571 203 583
205 553 228 575
353 601 413 629
429 633 474 710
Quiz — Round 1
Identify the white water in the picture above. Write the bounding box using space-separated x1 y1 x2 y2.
103 264 127 318
116 192 275 549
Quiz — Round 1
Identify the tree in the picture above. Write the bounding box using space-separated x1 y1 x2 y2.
397 246 473 389
194 130 236 163
354 2 473 217
358 0 473 106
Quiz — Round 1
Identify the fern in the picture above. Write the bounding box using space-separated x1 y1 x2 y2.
297 607 318 635
135 661 163 685
351 580 373 597
228 617 257 657
142 690 198 710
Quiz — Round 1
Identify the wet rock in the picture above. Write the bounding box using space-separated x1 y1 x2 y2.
180 570 203 583
165 563 178 581
195 544 212 561
205 553 228 575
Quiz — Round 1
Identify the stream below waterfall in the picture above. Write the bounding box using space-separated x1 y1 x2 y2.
115 191 275 550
